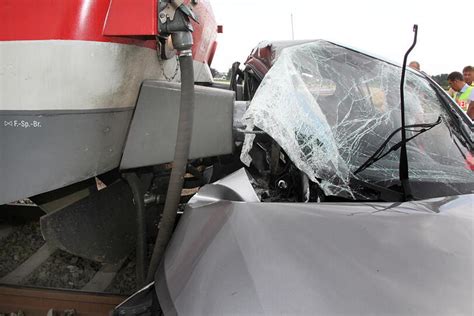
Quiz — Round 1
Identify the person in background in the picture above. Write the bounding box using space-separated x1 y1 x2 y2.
449 66 473 97
408 61 420 71
447 71 474 120
463 65 473 86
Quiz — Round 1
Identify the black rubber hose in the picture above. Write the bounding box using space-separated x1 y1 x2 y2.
146 53 195 283
123 172 147 288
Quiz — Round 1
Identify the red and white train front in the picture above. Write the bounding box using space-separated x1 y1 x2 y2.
0 0 220 204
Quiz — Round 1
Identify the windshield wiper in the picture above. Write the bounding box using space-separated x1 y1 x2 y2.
353 116 442 175
354 25 428 202
349 177 404 202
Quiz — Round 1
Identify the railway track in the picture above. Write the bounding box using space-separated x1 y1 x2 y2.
0 243 128 294
0 172 197 313
0 205 136 314
0 285 126 315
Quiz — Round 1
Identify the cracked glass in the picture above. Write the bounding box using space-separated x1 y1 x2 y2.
241 41 474 199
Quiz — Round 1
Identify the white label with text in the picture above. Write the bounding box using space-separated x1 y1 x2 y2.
3 120 42 128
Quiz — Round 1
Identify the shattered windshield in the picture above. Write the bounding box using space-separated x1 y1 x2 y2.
241 40 474 199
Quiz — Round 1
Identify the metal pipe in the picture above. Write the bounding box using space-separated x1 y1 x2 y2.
123 173 147 288
291 13 295 40
146 51 195 283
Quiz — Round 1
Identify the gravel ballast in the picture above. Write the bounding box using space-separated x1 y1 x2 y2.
0 222 45 278
23 250 102 289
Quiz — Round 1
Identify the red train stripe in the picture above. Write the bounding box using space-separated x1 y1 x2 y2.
0 0 218 64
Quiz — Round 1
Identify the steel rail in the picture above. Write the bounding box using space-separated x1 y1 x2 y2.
0 285 125 316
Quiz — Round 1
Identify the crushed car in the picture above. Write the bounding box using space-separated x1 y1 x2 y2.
115 40 474 315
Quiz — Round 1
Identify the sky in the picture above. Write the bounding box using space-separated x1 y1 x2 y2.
209 0 471 75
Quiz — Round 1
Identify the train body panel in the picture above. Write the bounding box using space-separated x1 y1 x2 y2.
0 0 219 204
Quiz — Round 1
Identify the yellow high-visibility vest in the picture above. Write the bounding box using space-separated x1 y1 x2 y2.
455 86 473 111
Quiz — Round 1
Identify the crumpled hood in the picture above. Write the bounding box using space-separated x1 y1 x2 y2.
156 170 474 315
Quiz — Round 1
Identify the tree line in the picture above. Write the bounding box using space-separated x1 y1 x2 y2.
431 74 449 89
212 67 451 89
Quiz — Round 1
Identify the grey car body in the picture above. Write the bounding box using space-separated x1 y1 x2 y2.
156 169 473 315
